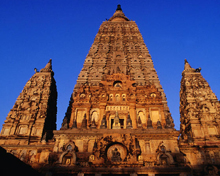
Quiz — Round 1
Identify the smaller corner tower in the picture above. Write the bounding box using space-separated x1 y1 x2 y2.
0 59 57 144
179 59 220 175
179 59 220 145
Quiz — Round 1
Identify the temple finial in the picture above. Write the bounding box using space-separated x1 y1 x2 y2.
183 59 198 73
116 4 122 11
40 59 52 72
109 4 129 22
45 59 52 69
184 59 192 70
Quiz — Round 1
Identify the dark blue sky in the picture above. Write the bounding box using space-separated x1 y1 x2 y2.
1 0 220 130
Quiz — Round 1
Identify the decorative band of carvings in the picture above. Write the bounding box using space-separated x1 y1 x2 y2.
106 106 129 111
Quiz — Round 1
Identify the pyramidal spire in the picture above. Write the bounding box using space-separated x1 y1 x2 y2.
64 4 174 130
108 4 129 21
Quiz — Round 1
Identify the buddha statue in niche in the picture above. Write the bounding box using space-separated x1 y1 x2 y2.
112 111 121 129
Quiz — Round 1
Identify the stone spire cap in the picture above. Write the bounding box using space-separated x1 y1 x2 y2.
116 4 122 11
108 4 130 22
40 59 53 72
183 59 196 73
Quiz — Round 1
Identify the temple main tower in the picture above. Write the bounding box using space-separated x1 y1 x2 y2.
53 5 188 176
62 4 173 130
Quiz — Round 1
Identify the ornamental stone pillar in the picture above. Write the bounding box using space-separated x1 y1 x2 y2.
69 108 75 128
99 104 106 129
129 104 137 128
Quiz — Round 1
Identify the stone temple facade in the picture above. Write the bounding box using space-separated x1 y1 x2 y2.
1 5 220 176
